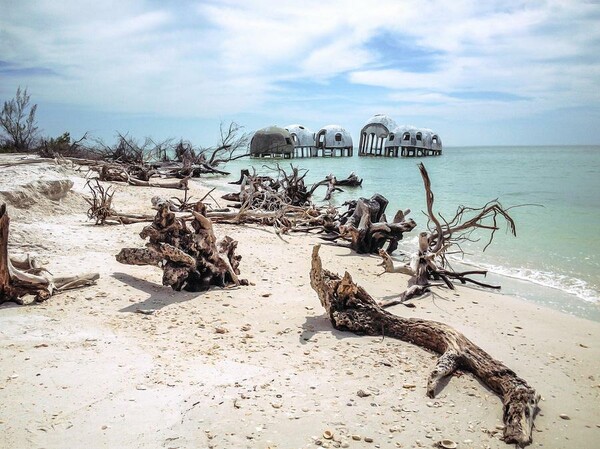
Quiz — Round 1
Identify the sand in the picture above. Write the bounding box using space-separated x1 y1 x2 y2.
1 156 599 449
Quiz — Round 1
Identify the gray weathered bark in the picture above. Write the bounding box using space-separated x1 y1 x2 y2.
116 201 246 291
310 245 539 447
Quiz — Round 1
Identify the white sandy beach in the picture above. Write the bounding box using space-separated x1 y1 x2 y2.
1 157 599 449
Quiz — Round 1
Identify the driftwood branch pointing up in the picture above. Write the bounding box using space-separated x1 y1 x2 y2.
85 179 154 225
378 164 518 304
309 245 539 447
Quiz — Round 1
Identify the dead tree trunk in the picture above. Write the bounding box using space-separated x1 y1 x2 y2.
0 204 99 305
0 204 17 303
126 176 189 190
116 201 247 291
310 245 539 447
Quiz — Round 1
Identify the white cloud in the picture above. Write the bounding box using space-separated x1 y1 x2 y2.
0 0 598 144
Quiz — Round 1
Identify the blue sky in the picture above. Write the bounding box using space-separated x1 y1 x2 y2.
1 0 599 146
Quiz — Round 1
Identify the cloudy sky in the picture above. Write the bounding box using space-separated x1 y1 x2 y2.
1 0 599 146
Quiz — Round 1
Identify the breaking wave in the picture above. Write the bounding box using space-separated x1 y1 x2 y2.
457 258 599 304
395 237 599 303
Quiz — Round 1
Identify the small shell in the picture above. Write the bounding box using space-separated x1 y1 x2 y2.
323 430 334 440
438 439 457 449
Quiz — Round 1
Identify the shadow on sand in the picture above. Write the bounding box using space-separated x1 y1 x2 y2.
113 272 201 313
299 314 362 344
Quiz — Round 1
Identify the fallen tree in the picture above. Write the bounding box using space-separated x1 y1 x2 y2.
0 204 99 305
116 201 247 291
310 244 539 447
377 163 518 306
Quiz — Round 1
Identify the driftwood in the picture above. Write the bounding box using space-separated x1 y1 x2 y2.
166 163 230 178
229 169 272 186
125 175 189 190
91 162 191 190
226 167 363 209
378 163 517 306
0 204 99 304
116 201 247 291
222 165 312 213
85 180 155 225
324 194 416 254
219 169 410 243
309 175 343 201
308 172 363 201
310 245 539 447
150 186 217 213
334 172 362 187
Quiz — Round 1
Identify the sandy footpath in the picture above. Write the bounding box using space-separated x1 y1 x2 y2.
1 157 599 449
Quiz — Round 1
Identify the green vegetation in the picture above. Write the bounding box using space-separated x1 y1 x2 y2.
0 87 39 152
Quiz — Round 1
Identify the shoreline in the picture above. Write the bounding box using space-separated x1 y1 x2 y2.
1 158 599 448
199 164 600 324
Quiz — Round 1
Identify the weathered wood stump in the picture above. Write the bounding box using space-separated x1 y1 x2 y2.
336 194 416 254
116 201 246 291
310 245 539 447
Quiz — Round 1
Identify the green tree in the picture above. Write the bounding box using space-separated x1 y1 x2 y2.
0 87 39 151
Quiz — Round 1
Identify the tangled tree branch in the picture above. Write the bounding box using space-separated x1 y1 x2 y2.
116 201 247 291
379 163 518 306
84 179 154 225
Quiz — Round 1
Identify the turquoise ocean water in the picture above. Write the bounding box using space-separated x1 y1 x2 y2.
203 146 600 321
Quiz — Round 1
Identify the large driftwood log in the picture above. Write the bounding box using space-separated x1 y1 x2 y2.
116 201 246 291
310 245 539 447
0 204 99 305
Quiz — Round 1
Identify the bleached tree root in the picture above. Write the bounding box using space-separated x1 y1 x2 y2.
309 245 539 447
1 204 99 304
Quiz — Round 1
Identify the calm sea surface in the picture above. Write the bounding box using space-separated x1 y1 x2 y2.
204 146 600 321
